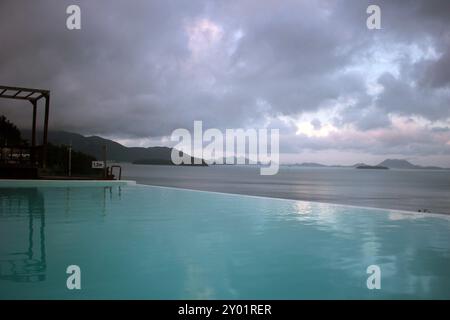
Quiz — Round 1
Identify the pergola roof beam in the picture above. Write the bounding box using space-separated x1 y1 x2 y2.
0 85 49 95
33 93 46 101
0 95 38 101
0 86 49 101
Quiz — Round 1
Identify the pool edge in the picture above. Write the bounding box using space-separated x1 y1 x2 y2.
133 183 450 219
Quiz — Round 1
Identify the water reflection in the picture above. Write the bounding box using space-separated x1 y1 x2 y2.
62 186 122 216
0 188 46 282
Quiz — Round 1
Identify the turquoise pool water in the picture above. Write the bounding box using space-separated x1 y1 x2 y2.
0 184 449 299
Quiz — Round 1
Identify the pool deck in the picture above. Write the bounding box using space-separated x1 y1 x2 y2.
0 179 136 188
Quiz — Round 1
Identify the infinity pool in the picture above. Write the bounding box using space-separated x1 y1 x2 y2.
0 184 449 299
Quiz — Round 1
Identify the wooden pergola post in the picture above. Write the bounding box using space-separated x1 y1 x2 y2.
31 99 37 164
42 94 50 169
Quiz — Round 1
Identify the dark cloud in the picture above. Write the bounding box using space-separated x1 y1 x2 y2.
420 49 450 88
376 72 450 121
0 0 449 160
337 105 392 131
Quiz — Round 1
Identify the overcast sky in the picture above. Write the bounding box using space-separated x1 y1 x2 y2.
1 0 449 165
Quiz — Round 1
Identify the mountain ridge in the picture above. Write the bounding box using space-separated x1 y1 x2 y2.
20 130 448 169
21 130 199 164
376 159 445 170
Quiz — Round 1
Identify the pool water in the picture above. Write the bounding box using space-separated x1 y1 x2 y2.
0 184 449 299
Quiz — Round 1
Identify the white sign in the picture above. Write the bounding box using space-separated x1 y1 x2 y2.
91 161 105 169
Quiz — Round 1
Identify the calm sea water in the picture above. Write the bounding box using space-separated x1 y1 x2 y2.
121 164 450 215
1 185 449 299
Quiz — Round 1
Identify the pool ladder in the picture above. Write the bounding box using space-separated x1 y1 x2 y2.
107 165 122 180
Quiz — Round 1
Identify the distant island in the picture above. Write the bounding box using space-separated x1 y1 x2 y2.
376 159 446 170
212 156 253 165
294 162 328 167
133 158 208 166
356 165 388 170
286 159 448 170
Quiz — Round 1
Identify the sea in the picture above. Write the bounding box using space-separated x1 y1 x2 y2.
120 163 450 215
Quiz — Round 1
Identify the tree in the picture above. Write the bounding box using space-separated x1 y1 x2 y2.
0 114 98 176
0 115 27 146
46 143 98 175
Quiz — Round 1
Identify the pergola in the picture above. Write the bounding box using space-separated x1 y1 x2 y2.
0 85 50 168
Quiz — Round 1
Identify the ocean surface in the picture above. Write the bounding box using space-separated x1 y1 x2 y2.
120 164 450 215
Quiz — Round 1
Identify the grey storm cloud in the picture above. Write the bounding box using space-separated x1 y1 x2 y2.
0 0 449 158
